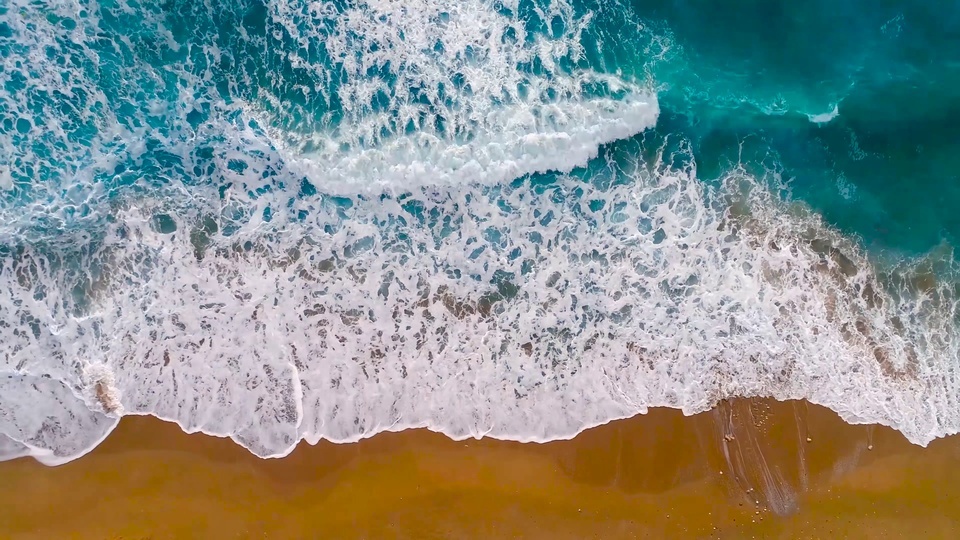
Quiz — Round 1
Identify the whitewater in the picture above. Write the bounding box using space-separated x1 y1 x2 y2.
2 0 959 465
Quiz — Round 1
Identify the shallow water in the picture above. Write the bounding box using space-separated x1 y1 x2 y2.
2 0 960 462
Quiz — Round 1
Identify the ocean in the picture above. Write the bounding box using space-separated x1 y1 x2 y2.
2 0 959 464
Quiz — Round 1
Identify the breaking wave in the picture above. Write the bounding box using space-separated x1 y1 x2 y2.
2 0 959 464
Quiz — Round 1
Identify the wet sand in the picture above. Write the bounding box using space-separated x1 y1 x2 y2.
2 398 959 539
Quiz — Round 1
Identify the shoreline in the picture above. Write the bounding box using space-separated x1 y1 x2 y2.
12 390 946 468
3 398 959 538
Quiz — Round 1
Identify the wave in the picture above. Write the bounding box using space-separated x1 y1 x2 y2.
3 135 960 464
250 0 659 191
0 0 658 226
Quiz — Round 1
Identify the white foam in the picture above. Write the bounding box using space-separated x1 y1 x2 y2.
0 374 118 465
808 104 840 124
0 434 31 461
284 90 658 192
0 168 12 192
3 141 960 463
244 0 658 191
0 0 121 198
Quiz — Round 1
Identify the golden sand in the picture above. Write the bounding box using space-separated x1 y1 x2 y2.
2 398 959 539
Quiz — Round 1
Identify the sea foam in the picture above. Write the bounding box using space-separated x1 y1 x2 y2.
2 0 960 465
2 137 959 464
808 104 840 124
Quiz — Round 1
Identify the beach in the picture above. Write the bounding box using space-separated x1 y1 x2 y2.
5 1 960 539
3 398 959 539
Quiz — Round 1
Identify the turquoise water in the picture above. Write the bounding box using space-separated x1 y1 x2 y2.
646 0 960 254
2 0 960 464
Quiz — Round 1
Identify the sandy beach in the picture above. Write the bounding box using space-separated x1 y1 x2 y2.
2 398 959 539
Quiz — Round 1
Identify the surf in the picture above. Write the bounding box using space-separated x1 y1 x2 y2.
3 0 960 465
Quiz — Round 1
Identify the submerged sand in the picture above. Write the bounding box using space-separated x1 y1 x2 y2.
2 398 959 539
